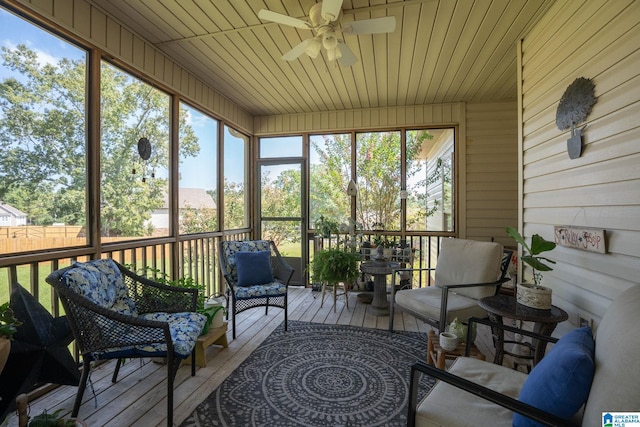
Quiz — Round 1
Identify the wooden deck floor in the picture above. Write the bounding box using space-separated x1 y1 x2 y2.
5 287 497 427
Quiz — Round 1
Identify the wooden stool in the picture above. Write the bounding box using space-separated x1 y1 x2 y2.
427 329 485 369
185 322 228 368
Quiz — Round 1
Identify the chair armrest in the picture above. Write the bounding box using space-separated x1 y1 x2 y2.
438 278 508 332
272 258 294 285
54 284 173 355
116 262 198 313
270 240 294 285
408 360 574 427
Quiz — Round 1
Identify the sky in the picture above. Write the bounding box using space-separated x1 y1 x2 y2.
0 7 254 189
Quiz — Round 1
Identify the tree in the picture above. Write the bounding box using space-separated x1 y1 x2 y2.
0 45 199 235
309 131 432 231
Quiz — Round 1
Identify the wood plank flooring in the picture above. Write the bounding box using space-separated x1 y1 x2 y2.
5 287 498 427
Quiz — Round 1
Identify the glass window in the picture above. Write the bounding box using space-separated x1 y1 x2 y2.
0 9 88 255
100 61 170 239
178 103 218 234
406 128 455 231
309 134 351 229
260 135 302 158
223 125 248 229
356 131 402 230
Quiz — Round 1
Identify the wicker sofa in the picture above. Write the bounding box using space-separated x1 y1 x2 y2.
409 284 640 427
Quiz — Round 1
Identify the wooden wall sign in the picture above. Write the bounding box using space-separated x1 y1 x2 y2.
554 226 606 254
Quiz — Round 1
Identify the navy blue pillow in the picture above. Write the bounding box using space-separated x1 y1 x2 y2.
235 251 274 287
513 327 595 427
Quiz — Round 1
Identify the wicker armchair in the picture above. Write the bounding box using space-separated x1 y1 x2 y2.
218 240 294 339
46 259 206 427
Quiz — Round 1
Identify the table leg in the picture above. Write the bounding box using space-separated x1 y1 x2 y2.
532 321 558 365
488 313 505 365
369 273 390 316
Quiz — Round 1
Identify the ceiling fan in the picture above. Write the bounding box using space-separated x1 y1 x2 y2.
258 0 396 67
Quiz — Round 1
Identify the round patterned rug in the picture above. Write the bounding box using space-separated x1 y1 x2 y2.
180 321 435 427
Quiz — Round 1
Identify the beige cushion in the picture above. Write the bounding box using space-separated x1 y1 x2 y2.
416 357 527 427
582 284 640 427
434 239 503 300
395 287 490 325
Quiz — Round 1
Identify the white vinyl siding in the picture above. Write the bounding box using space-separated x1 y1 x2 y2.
519 0 640 333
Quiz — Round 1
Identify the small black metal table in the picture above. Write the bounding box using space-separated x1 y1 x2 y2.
478 294 568 367
359 260 399 316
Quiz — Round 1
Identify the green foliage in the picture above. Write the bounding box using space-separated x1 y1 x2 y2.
0 301 22 340
28 409 76 426
0 45 198 236
506 226 556 285
311 248 360 285
140 266 226 335
313 215 339 238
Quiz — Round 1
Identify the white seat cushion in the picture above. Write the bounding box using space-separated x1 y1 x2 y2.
395 287 490 325
416 357 527 427
435 239 503 300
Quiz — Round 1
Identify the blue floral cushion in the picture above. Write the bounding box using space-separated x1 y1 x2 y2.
90 312 206 360
234 282 287 299
61 259 136 315
236 250 274 286
222 240 271 285
513 327 595 426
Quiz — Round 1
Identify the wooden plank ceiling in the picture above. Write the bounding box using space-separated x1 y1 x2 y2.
88 0 555 117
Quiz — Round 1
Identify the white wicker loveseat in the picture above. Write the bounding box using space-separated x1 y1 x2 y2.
409 284 640 427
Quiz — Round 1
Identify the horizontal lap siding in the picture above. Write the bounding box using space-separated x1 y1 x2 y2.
252 103 462 134
520 0 640 333
465 101 518 246
18 0 253 133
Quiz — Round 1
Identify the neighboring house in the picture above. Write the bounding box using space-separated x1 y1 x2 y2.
149 188 216 233
0 202 27 226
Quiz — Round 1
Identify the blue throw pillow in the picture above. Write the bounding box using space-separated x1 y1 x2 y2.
235 250 274 287
513 327 595 427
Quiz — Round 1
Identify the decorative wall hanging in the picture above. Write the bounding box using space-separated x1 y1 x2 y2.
554 226 606 254
132 137 155 182
556 77 596 159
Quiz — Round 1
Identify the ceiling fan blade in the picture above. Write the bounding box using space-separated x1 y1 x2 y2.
342 16 396 35
281 39 312 61
258 9 310 29
321 0 344 22
337 41 358 67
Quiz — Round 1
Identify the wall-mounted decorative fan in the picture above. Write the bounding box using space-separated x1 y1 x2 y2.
258 0 396 67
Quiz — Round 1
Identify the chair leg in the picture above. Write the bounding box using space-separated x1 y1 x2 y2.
344 283 349 310
320 282 327 308
232 298 237 340
284 293 288 331
112 358 122 383
72 358 91 417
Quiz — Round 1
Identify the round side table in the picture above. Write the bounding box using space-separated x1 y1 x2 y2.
478 294 568 367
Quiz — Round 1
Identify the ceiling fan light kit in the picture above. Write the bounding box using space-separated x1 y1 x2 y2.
258 0 396 67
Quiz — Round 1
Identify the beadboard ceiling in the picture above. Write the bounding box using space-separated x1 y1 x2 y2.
89 0 555 117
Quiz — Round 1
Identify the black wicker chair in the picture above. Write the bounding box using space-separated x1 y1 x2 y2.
218 240 294 339
46 259 206 427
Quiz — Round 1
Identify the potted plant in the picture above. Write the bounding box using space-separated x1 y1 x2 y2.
15 394 87 426
0 301 22 373
311 247 360 289
314 215 339 238
506 226 556 309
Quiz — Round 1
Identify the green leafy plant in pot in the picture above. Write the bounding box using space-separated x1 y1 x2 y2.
311 247 360 289
1 301 22 374
506 226 557 309
506 227 556 286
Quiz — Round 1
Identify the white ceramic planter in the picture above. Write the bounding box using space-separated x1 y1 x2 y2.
439 332 459 351
517 283 552 309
